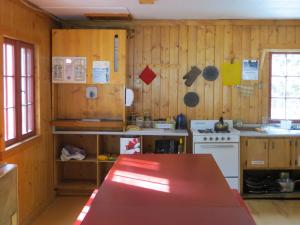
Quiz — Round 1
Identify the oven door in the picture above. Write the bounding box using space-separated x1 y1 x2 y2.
194 143 239 177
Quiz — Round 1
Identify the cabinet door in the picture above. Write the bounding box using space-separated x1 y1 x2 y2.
245 139 269 169
293 139 300 168
52 29 126 84
268 138 291 168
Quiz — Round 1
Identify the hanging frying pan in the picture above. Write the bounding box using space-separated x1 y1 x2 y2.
203 65 219 81
184 92 199 107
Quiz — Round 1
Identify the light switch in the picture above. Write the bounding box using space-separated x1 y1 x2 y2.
86 87 98 99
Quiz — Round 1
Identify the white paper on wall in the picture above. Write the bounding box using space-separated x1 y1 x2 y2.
52 57 86 83
242 59 259 80
92 61 110 84
52 57 65 81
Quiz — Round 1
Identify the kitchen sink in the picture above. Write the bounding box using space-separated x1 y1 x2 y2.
234 127 258 132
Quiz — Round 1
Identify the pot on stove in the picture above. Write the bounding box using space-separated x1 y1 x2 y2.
214 117 229 132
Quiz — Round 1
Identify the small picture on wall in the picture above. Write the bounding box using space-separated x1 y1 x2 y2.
120 138 141 154
242 59 259 80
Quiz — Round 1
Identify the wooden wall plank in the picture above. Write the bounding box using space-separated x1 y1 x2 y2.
151 26 161 119
187 25 197 119
205 26 216 119
249 26 260 123
133 27 143 115
196 25 206 119
240 26 251 122
231 26 243 120
213 26 224 119
178 25 188 117
142 27 152 114
160 26 170 118
169 25 179 117
222 25 233 119
260 26 269 119
129 22 300 123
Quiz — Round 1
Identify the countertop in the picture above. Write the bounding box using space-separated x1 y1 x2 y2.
239 127 300 137
80 155 256 225
53 128 189 137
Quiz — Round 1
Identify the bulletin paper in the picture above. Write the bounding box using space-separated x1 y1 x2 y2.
221 62 242 86
92 61 110 84
52 57 86 83
242 59 259 80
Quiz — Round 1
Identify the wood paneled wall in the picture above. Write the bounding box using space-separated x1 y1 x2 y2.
0 0 55 224
126 22 300 123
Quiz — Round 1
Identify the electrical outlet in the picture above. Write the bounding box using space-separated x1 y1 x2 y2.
86 87 98 99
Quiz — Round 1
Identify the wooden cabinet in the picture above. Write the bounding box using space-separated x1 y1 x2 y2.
291 138 300 168
244 138 269 169
52 29 127 84
51 29 127 125
53 128 188 195
269 139 291 168
242 137 292 169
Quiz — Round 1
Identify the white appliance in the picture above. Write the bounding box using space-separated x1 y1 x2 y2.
191 120 240 191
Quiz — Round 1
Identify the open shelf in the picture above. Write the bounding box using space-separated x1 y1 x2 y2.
98 160 116 163
56 155 97 163
51 119 124 131
55 180 97 195
243 192 300 199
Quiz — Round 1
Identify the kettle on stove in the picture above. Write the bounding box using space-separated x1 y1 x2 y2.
176 114 187 129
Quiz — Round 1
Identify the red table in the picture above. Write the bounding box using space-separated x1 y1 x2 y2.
76 155 256 225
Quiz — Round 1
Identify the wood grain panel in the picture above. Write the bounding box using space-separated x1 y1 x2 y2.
0 1 55 225
126 22 300 122
52 29 127 121
187 25 197 119
169 26 179 117
151 26 161 119
160 26 170 118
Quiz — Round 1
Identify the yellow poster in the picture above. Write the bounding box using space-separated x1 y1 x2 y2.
221 62 242 86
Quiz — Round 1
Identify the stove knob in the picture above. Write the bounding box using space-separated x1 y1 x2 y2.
215 137 219 141
209 137 213 141
221 137 225 141
204 137 207 141
227 137 231 141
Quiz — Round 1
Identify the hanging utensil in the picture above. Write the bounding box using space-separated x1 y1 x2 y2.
203 65 219 81
184 92 199 107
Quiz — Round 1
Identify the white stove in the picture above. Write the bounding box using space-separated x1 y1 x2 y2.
191 120 240 190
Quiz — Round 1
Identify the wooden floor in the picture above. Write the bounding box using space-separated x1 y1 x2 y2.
246 200 300 225
31 197 88 225
31 197 300 225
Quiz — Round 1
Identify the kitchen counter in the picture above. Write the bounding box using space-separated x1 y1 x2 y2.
79 155 256 225
240 128 300 137
53 128 189 137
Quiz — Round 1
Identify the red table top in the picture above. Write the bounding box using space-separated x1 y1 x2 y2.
79 154 256 225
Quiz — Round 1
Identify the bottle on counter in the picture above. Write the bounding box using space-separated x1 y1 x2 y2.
178 138 184 154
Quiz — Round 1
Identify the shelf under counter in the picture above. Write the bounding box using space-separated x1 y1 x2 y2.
56 155 97 163
243 192 300 199
55 180 97 196
52 128 188 136
51 119 124 131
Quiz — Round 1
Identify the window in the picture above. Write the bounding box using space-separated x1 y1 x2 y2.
3 38 35 147
270 52 300 121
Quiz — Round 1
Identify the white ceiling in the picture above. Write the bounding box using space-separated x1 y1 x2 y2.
29 0 300 20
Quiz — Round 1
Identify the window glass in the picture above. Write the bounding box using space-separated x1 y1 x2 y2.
270 53 300 120
2 39 35 146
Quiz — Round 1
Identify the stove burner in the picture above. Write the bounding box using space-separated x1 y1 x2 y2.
198 129 213 133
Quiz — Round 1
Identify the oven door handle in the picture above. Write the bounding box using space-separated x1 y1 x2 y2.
197 145 237 149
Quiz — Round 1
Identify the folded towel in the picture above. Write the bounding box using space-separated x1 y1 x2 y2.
60 145 86 161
